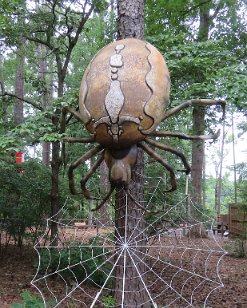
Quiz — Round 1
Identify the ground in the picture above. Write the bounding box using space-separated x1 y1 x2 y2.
0 238 246 307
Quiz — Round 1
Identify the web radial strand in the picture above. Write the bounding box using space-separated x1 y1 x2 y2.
32 162 226 307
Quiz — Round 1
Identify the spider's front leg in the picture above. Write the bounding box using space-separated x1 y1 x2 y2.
68 145 103 196
61 106 95 144
61 106 84 132
150 130 220 141
161 99 225 122
150 99 225 141
138 141 177 192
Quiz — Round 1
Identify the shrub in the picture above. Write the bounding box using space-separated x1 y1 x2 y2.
0 160 51 247
11 290 53 308
36 238 113 288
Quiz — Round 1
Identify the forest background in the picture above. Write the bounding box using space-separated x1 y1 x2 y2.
0 0 246 253
0 0 247 306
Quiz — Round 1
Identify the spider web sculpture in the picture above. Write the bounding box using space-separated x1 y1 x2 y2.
32 38 226 307
32 173 226 307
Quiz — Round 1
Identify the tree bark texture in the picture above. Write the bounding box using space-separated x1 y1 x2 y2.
191 0 210 208
38 44 51 166
117 0 144 40
191 106 206 207
99 160 110 225
215 117 226 216
50 125 61 246
114 0 150 306
114 150 150 307
14 45 24 125
0 54 8 123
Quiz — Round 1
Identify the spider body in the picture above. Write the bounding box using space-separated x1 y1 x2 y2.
62 38 225 210
79 38 170 149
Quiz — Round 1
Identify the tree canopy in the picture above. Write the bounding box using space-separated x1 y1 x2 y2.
0 0 246 230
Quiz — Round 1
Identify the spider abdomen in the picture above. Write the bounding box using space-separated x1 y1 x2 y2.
79 38 170 149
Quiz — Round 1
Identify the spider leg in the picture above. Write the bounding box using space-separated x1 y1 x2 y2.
63 137 95 143
150 129 220 140
80 151 104 198
61 106 94 144
61 106 85 133
125 188 151 212
145 138 191 174
68 145 103 195
92 186 115 212
61 106 95 168
138 141 177 192
161 99 225 122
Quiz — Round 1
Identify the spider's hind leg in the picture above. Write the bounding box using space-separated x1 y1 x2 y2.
68 145 103 196
138 141 177 192
80 151 104 198
92 186 115 212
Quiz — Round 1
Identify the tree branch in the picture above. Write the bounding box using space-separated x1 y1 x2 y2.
23 35 55 52
62 2 94 78
0 83 43 111
0 80 5 95
182 0 211 17
210 0 225 21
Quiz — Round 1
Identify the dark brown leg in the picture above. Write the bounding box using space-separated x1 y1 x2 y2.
138 142 177 192
80 151 104 198
92 186 115 211
68 145 103 195
150 130 220 141
61 106 85 134
161 99 225 121
145 137 191 174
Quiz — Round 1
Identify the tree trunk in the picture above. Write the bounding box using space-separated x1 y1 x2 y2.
99 161 110 225
38 44 51 166
14 45 24 125
191 0 210 208
215 117 226 217
50 118 61 246
191 106 206 207
117 0 144 39
114 0 150 306
231 113 238 204
115 150 151 306
50 79 63 245
0 54 8 122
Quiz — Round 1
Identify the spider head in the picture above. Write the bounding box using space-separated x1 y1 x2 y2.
104 145 138 187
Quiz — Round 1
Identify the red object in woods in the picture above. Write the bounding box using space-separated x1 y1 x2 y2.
16 151 24 164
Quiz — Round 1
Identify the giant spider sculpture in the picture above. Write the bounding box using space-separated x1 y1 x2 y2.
62 38 224 211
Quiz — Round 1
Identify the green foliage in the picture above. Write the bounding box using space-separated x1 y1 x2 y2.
93 0 108 14
0 0 246 240
205 174 235 214
11 290 54 308
36 237 113 287
0 159 51 246
102 295 116 307
236 163 247 205
145 0 247 112
0 0 26 47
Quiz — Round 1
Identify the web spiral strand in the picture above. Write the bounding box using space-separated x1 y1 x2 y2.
32 171 226 307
